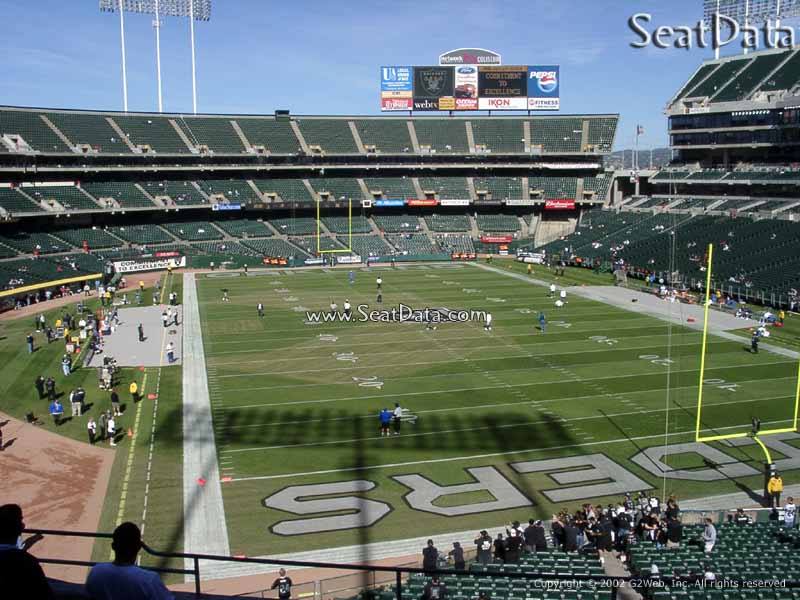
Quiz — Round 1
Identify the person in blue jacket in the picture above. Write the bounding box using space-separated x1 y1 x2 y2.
379 408 392 437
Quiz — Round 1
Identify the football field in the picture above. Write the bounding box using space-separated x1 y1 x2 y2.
197 263 800 557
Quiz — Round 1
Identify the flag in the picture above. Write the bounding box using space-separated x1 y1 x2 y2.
636 125 645 136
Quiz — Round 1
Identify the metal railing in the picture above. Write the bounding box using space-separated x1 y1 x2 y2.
25 527 800 598
26 527 628 599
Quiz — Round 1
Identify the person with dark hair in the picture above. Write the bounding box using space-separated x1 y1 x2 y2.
422 539 438 573
493 533 506 563
422 575 447 600
524 519 547 552
34 375 45 400
448 541 465 570
85 521 173 599
563 519 579 552
0 503 54 600
474 530 493 565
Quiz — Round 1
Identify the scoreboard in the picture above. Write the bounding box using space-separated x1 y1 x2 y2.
380 65 559 112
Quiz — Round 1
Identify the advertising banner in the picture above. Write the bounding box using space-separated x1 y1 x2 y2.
474 199 503 206
455 98 478 110
454 65 478 107
527 66 560 111
412 98 440 111
478 66 528 98
505 199 539 206
304 258 325 266
439 48 501 66
480 235 514 244
381 97 413 111
375 199 405 207
407 199 439 207
439 199 471 206
336 255 363 265
451 252 477 261
413 66 454 99
212 203 242 211
478 97 528 110
113 256 187 273
381 66 412 93
545 199 576 210
263 257 289 266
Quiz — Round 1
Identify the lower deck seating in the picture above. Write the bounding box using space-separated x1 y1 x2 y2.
241 238 310 258
373 215 421 233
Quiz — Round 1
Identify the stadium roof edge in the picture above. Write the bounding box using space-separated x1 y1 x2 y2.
665 44 799 114
0 105 619 120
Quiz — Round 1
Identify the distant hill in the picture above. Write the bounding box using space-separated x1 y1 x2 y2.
606 148 672 170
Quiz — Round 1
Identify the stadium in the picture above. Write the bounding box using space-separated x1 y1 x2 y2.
1 1 800 599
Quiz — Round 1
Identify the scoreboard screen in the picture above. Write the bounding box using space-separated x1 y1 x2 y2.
477 66 528 97
381 64 559 111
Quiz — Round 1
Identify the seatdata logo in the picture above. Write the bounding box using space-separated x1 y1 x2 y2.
530 69 558 94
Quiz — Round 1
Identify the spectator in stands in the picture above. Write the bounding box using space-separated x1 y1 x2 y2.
563 518 579 552
474 530 493 565
768 472 784 507
422 575 447 600
448 542 465 570
524 519 547 553
85 521 173 600
493 533 506 563
702 518 716 553
666 516 682 549
270 568 292 600
733 508 751 525
504 523 523 563
664 497 680 520
422 539 438 573
0 503 54 600
784 497 797 528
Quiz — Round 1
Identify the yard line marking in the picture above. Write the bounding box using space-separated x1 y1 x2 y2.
218 395 795 455
206 321 685 356
227 416 795 481
215 364 794 409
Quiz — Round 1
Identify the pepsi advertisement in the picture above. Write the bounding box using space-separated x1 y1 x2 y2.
527 66 560 111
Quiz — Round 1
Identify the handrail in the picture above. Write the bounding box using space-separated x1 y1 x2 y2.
24 527 800 599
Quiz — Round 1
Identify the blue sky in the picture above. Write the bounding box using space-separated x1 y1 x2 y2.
0 0 780 149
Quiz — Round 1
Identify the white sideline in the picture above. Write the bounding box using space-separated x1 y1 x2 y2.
182 273 231 580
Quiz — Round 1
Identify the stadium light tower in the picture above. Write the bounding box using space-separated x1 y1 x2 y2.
100 0 212 114
703 0 800 58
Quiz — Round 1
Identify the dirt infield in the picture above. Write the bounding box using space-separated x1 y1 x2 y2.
0 410 115 583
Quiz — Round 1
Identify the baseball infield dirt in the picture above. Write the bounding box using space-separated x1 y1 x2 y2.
0 410 115 583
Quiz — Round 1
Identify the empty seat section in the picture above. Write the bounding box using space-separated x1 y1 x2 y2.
418 177 470 200
0 110 70 152
253 179 313 203
355 119 413 153
196 179 260 204
414 120 469 153
296 119 359 154
47 112 131 154
471 119 525 153
82 182 153 208
178 117 246 153
142 181 207 206
236 118 300 154
529 118 582 152
162 221 223 241
112 115 191 153
364 177 416 199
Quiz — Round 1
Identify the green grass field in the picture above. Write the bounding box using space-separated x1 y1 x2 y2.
198 262 800 557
